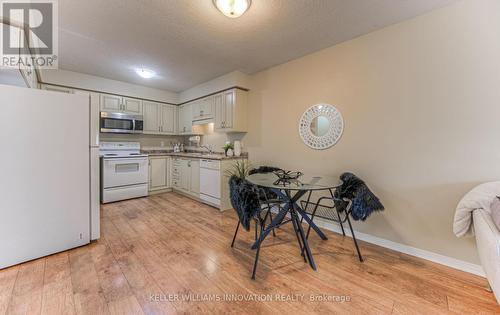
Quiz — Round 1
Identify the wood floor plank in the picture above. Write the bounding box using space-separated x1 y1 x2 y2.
102 221 178 315
6 258 45 315
2 192 498 315
68 246 110 315
107 296 144 315
41 252 76 315
0 266 19 315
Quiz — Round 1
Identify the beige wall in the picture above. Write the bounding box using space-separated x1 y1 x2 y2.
179 71 251 103
40 69 178 104
240 0 500 264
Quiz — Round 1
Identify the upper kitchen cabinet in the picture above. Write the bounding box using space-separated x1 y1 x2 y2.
100 94 143 115
192 96 214 120
161 104 177 134
143 101 177 135
214 88 248 132
143 101 160 133
178 103 194 134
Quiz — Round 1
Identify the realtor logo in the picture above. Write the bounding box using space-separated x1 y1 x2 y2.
1 0 58 68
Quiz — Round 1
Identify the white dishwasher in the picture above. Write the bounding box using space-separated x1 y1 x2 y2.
199 159 221 206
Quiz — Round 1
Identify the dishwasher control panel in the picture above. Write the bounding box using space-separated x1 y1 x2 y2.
200 159 220 170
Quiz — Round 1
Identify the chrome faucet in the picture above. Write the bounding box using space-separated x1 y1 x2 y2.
200 145 213 154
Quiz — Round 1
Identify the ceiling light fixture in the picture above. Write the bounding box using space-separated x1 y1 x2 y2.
213 0 251 18
136 68 155 79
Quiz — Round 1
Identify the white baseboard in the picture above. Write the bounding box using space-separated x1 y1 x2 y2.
312 217 485 277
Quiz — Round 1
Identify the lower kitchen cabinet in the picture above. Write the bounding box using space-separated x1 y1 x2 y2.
171 157 199 197
189 159 200 195
149 156 171 192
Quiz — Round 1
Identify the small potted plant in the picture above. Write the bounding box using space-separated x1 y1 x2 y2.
223 142 234 157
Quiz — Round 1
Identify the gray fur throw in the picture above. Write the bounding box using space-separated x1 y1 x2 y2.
229 175 261 231
334 172 384 221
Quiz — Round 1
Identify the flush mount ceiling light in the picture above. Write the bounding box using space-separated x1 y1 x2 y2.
136 68 155 79
213 0 251 18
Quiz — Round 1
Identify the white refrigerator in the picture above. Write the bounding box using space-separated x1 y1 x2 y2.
0 84 93 269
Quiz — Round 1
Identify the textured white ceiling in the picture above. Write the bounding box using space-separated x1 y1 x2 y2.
58 0 457 92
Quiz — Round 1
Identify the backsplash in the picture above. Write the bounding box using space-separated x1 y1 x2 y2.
100 131 246 154
100 133 183 148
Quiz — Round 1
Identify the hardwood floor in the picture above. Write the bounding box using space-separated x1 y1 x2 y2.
0 192 498 314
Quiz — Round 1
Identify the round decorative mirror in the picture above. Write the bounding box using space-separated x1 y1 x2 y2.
299 104 344 150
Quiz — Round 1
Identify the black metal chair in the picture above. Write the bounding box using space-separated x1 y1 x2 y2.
300 173 384 262
248 166 284 237
301 193 363 262
231 166 284 244
229 175 278 279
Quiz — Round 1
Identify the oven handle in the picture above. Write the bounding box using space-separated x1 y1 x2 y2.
104 158 148 163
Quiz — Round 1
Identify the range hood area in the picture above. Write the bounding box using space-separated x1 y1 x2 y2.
192 117 214 126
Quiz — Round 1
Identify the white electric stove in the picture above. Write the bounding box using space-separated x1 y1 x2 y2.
100 142 149 203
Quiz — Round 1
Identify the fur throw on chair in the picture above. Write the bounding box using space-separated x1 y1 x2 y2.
229 176 261 231
249 166 282 175
334 172 384 221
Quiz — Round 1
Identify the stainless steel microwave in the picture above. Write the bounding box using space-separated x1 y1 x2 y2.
100 112 144 134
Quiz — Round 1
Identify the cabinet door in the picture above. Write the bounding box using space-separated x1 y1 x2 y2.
201 96 214 118
179 104 192 134
223 90 234 129
189 159 200 195
100 94 122 112
171 159 181 188
149 157 168 191
180 159 190 192
185 103 193 133
191 100 201 119
143 101 160 134
178 105 185 133
123 97 142 114
214 93 225 130
161 105 176 134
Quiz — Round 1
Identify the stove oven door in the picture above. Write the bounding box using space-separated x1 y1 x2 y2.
103 157 148 189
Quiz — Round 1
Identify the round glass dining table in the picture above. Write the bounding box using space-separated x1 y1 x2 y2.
246 172 342 271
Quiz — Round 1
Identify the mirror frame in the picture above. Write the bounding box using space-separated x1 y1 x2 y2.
298 103 344 150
